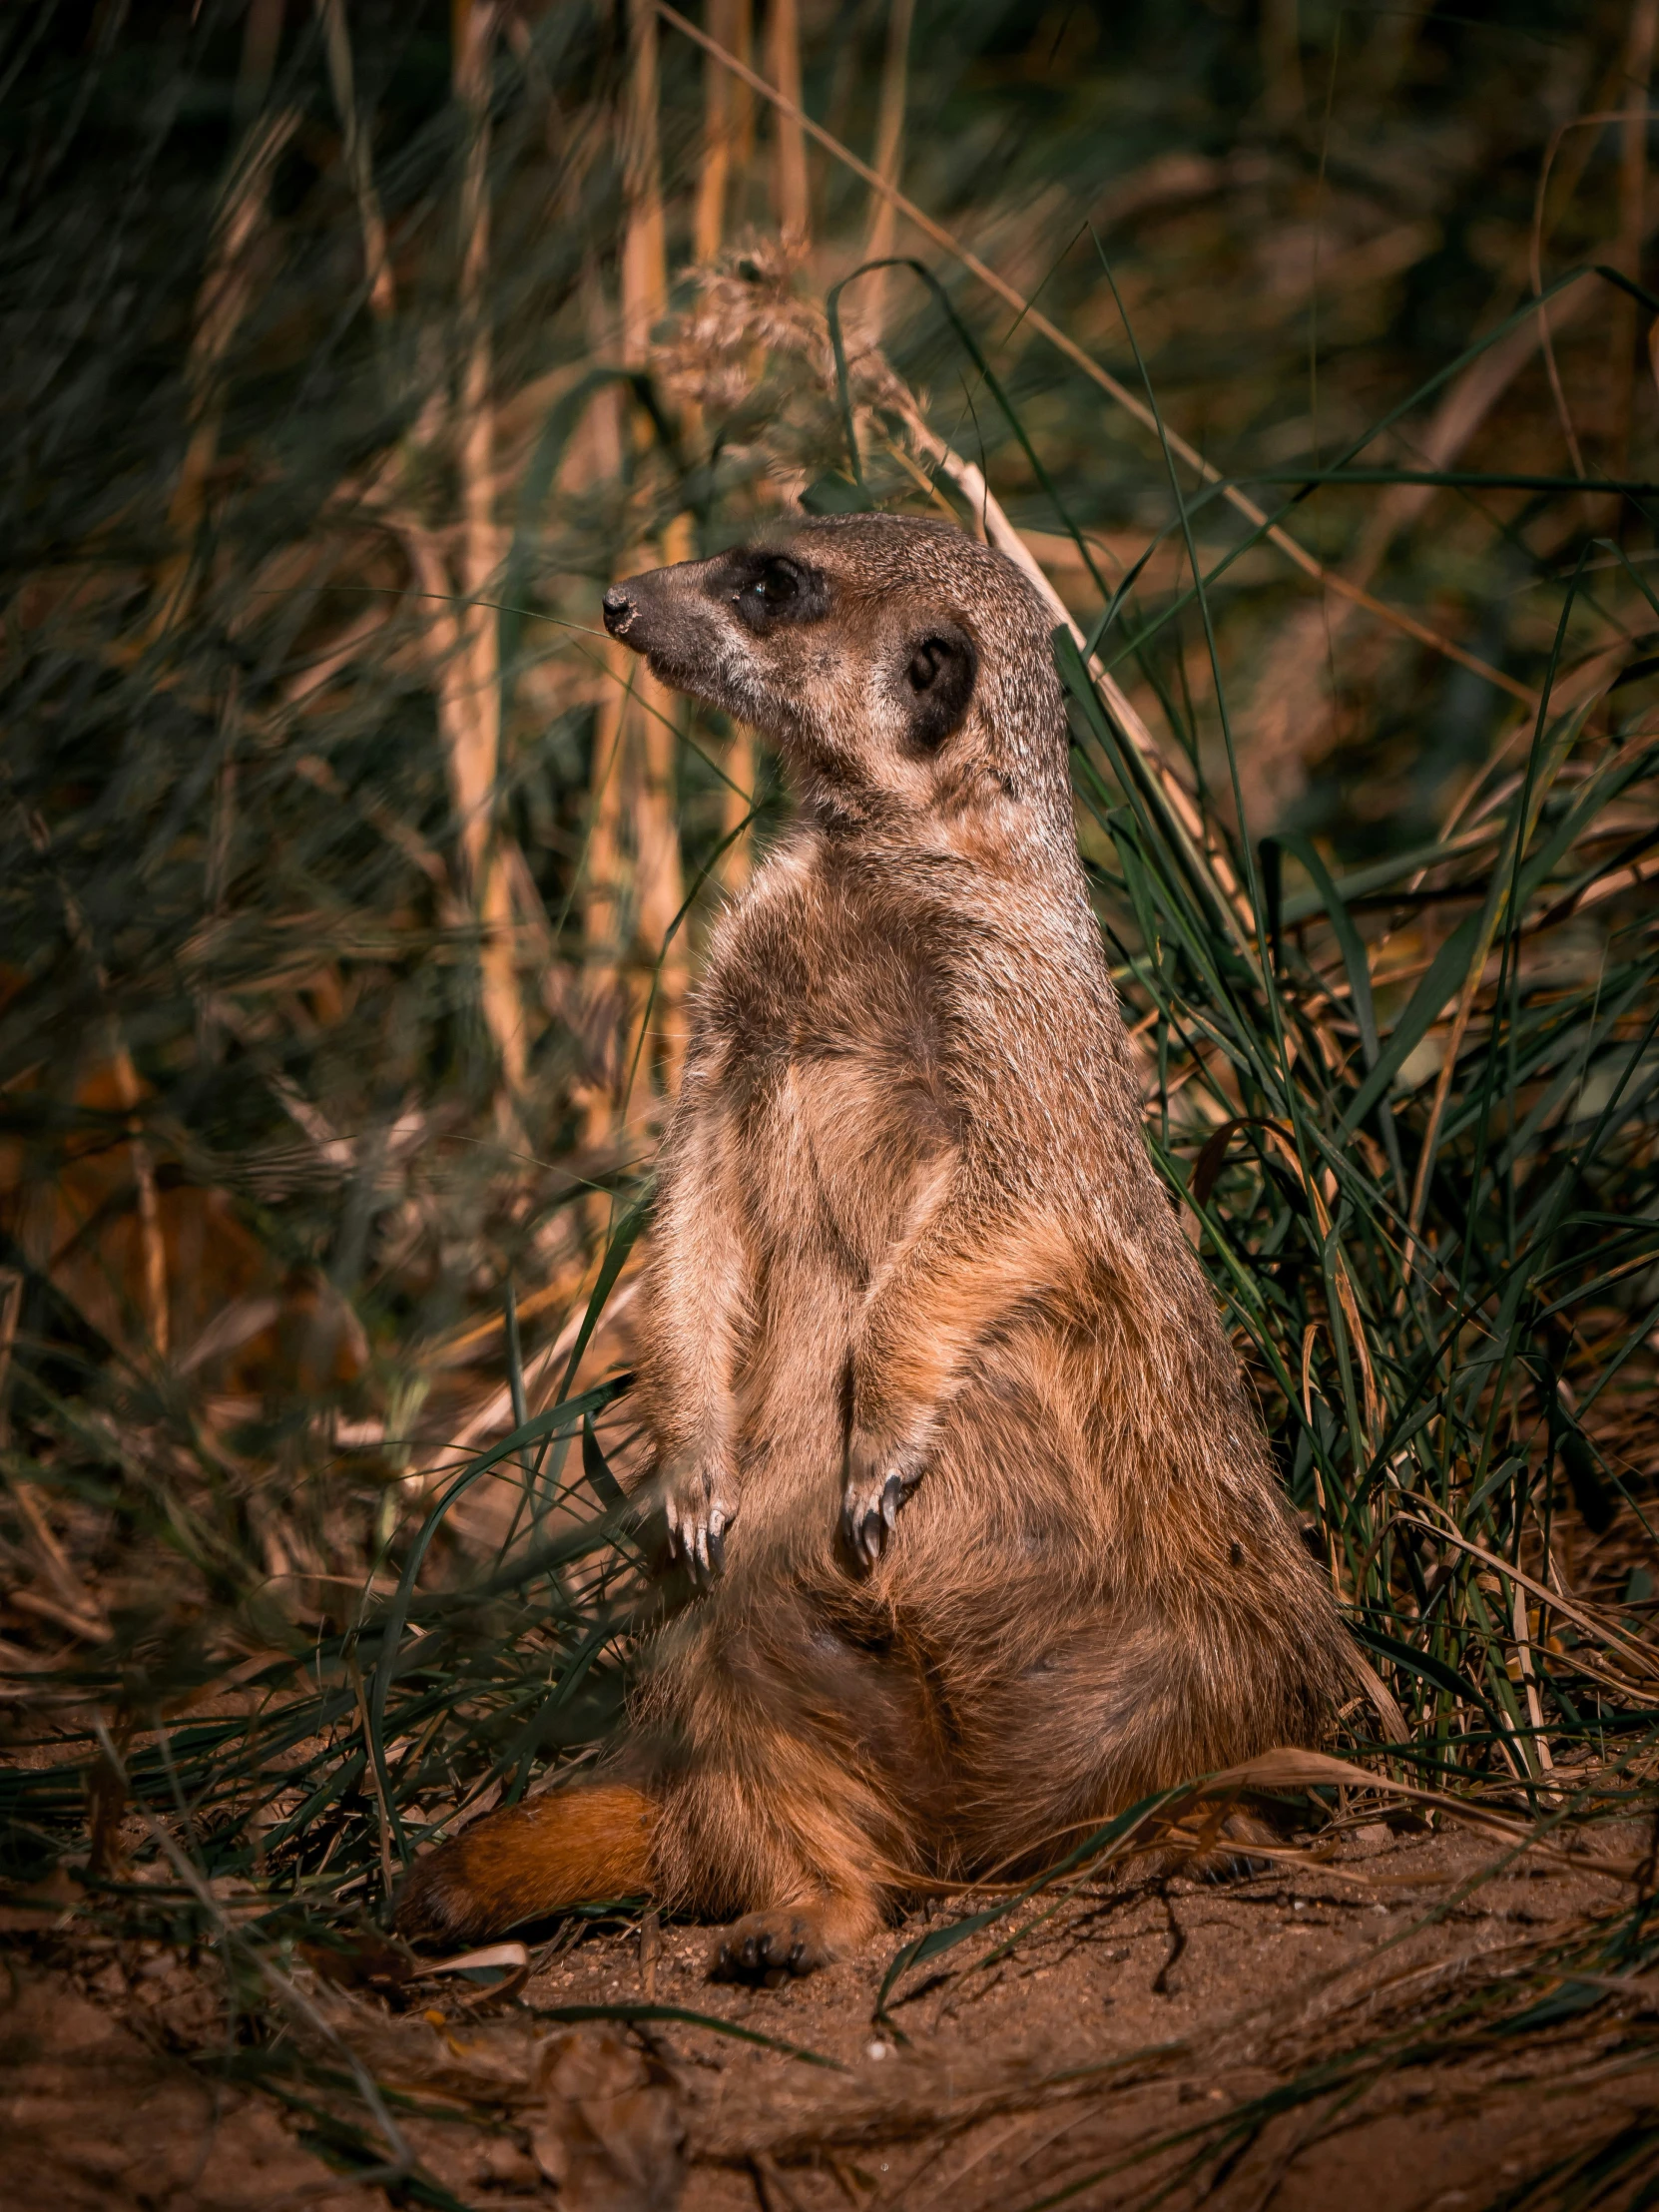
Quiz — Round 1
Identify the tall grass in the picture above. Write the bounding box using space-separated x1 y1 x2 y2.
2 2 1658 2203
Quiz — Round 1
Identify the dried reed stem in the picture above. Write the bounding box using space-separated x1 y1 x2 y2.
318 0 396 319
622 0 668 359
695 0 741 264
579 0 690 1141
860 0 914 341
451 0 525 1103
766 0 810 243
114 1049 169 1361
621 0 684 1109
153 107 298 638
731 0 755 168
576 245 631 1143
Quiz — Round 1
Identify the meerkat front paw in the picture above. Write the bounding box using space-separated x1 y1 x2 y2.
840 1436 924 1569
663 1464 738 1579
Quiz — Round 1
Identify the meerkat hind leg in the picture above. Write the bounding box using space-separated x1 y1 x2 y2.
711 1886 884 1985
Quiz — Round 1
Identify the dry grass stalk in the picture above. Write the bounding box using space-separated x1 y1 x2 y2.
572 239 638 1143
4 1475 109 1644
622 0 668 361
859 0 915 342
317 0 396 320
621 0 687 1100
452 2 525 1105
152 106 299 640
694 0 743 265
113 1044 170 1361
765 0 810 244
1530 112 1631 485
577 0 691 1143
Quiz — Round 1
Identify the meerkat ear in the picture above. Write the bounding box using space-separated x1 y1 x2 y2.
899 623 977 750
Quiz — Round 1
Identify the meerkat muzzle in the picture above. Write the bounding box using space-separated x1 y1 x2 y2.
601 560 732 701
601 584 638 640
603 567 692 663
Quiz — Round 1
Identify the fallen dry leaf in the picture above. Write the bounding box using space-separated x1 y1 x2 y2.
529 2025 685 2211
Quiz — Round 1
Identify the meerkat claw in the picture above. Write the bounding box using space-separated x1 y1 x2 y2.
841 1457 921 1568
665 1484 734 1582
695 1503 731 1581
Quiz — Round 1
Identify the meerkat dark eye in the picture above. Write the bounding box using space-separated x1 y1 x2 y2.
755 558 799 605
899 624 977 750
729 552 825 632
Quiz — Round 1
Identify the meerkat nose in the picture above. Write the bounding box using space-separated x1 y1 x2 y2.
602 585 637 639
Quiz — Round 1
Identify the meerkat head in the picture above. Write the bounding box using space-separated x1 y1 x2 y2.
601 514 1070 836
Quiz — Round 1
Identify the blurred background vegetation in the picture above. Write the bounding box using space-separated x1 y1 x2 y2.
4 0 1659 2196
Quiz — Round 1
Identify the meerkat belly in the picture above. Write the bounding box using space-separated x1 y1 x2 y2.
891 1314 1122 1582
745 1053 952 1266
727 1050 953 1544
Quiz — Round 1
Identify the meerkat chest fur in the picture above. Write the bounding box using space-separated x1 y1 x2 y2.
698 841 974 1283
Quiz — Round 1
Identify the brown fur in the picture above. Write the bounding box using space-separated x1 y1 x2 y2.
396 1784 656 1944
397 516 1356 1972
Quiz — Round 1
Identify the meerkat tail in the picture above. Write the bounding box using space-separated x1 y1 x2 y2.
395 1782 657 1944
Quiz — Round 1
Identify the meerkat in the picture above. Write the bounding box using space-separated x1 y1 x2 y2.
397 513 1356 1977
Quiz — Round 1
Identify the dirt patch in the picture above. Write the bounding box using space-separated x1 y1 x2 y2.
0 1969 363 2212
4 1819 1655 2211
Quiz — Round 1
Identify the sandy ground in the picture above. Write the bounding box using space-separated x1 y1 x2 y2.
4 1815 1657 2212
